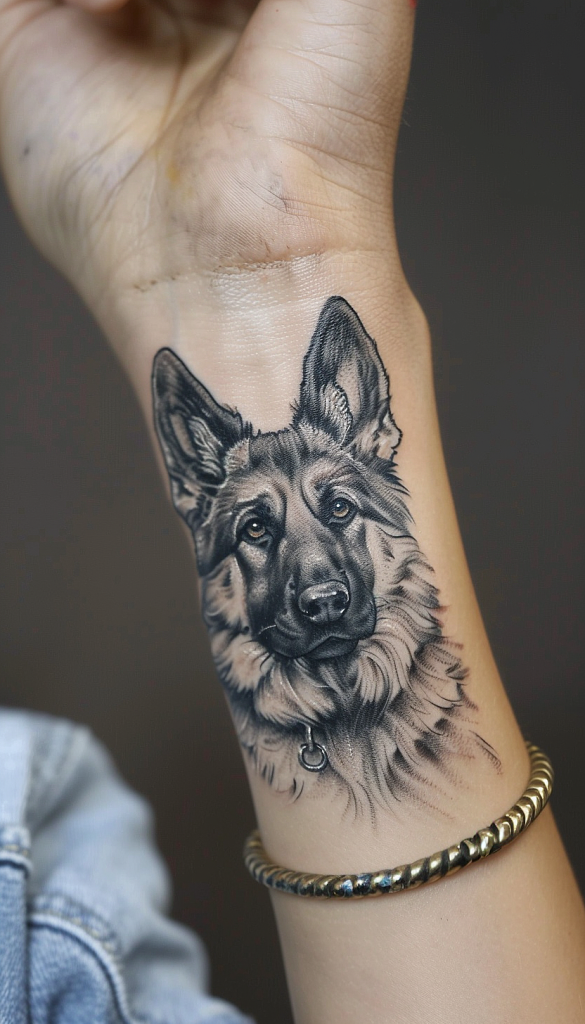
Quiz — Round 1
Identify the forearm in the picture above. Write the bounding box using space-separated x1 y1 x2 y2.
2 0 583 1015
99 253 585 1023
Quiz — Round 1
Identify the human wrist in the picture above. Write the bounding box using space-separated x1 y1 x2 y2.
116 271 528 875
96 244 430 421
90 233 529 876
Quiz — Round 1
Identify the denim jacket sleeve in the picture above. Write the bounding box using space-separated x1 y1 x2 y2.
0 709 254 1024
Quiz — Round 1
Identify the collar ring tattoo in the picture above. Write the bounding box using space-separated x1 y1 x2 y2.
298 725 329 773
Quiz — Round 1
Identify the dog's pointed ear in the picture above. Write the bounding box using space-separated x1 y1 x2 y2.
152 349 244 527
293 297 401 458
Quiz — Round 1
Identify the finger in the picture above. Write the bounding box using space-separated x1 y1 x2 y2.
62 0 258 25
63 0 130 13
62 0 130 13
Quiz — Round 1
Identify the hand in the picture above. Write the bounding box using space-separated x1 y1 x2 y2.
0 0 415 326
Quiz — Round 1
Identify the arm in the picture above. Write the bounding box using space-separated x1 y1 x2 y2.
1 0 583 1020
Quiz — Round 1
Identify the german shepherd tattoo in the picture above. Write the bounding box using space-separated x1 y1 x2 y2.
153 297 496 813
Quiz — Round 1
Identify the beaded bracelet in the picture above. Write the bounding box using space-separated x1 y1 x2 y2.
243 742 553 899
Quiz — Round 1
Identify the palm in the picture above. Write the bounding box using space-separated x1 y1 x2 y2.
1 1 241 290
0 0 408 311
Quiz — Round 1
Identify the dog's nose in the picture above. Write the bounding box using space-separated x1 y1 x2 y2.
298 582 350 624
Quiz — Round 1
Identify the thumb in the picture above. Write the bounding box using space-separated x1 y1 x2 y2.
230 0 416 161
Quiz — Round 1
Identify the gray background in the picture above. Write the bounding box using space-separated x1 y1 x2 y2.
1 1 583 1021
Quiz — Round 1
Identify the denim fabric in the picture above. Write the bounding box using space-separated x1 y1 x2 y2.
0 709 253 1024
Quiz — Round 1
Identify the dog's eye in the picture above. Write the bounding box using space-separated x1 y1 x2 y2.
242 518 267 541
330 499 353 520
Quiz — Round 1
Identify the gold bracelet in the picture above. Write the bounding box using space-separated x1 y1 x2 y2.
243 742 553 899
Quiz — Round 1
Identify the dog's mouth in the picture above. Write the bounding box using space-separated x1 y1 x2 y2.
303 636 359 660
264 628 364 661
256 601 377 661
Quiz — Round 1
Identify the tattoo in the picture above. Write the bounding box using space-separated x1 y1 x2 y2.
153 297 497 812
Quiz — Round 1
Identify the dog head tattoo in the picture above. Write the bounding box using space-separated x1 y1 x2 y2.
153 297 496 812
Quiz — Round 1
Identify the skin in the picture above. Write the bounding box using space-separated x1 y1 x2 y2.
1 0 584 1021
